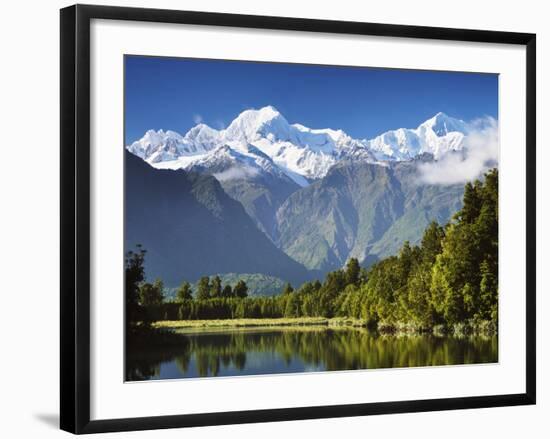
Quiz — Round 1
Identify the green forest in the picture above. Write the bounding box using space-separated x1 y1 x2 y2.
126 168 498 334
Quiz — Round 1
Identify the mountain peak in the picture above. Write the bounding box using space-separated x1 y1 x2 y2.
188 122 210 131
422 112 451 126
419 112 467 136
225 106 289 142
257 105 281 116
232 105 284 125
127 107 492 181
184 123 218 138
141 129 183 141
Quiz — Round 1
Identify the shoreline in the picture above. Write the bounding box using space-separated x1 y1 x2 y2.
153 317 497 336
153 317 359 329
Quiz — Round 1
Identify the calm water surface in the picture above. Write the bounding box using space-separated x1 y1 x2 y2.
126 326 498 381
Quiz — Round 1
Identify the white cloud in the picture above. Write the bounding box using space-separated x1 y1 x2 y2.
213 166 259 182
417 118 499 185
192 114 203 124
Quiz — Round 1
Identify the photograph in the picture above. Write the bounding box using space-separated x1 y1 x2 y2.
124 56 499 381
0 0 542 436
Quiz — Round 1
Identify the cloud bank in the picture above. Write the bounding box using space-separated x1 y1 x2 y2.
417 118 499 185
213 166 260 182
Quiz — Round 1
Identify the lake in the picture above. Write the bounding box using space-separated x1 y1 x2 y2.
125 326 498 381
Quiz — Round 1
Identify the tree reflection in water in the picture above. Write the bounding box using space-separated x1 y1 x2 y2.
126 327 498 381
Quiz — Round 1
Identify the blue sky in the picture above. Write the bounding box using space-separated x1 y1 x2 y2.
125 55 498 144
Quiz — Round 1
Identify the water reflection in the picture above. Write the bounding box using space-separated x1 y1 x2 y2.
126 327 498 381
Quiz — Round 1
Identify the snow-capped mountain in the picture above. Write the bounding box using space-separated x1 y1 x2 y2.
178 143 294 186
366 112 470 161
125 107 498 280
126 125 220 164
126 106 493 185
127 106 376 185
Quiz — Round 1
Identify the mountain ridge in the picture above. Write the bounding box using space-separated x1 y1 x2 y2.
127 106 495 183
125 108 497 286
275 158 465 272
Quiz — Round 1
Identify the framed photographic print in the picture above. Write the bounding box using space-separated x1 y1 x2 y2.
60 4 536 434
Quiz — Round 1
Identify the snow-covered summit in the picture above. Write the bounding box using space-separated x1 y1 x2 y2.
127 126 217 164
126 106 494 184
419 112 468 136
366 112 478 161
224 105 290 143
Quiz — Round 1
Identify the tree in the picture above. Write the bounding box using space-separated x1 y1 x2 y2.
196 276 211 300
177 301 192 320
363 256 402 322
139 278 164 306
443 284 465 324
458 181 482 224
359 267 369 284
301 294 315 316
430 168 499 325
315 270 346 317
322 270 345 296
420 221 445 264
479 259 498 320
176 281 193 302
222 284 233 298
234 280 248 298
125 245 146 322
284 293 301 317
430 223 478 321
281 282 294 295
397 241 415 280
405 264 436 326
344 258 361 286
210 275 222 298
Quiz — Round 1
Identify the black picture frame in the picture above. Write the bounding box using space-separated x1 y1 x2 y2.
60 4 536 434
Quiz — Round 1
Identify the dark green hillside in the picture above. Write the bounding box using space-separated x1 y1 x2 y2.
125 151 311 287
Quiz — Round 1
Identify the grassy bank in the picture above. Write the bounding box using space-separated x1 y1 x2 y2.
152 317 496 336
153 317 367 330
